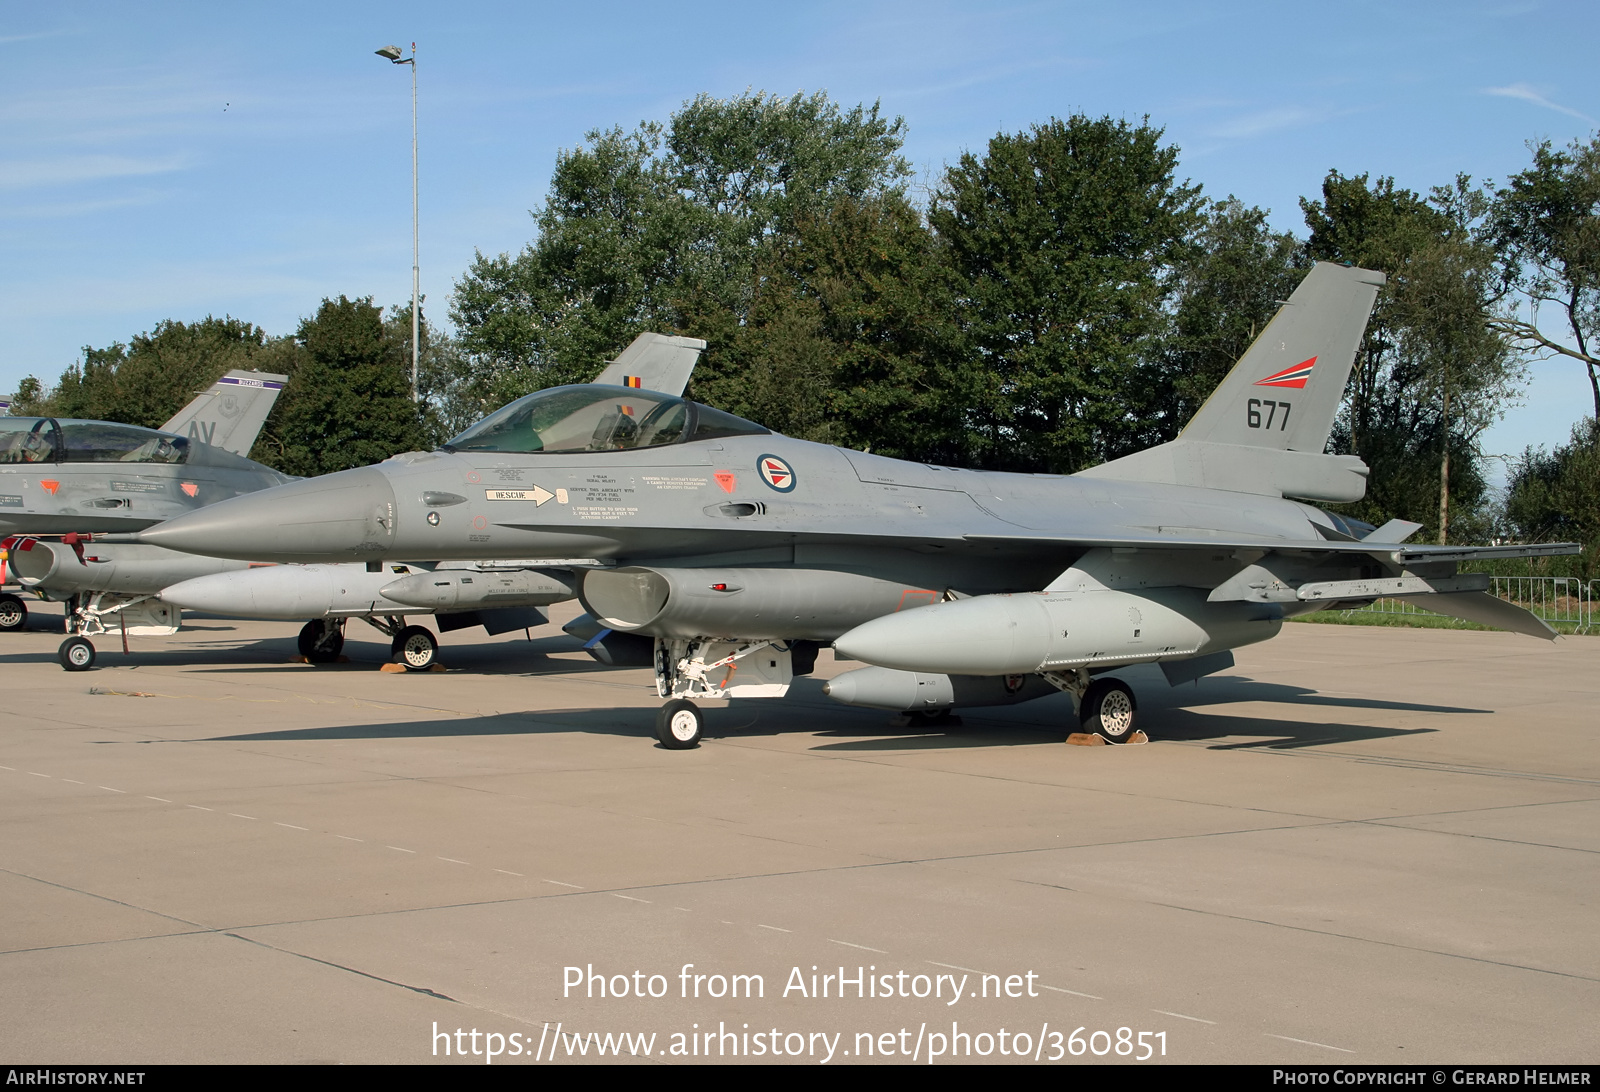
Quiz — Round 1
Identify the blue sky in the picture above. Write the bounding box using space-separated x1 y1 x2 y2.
3 1 1596 472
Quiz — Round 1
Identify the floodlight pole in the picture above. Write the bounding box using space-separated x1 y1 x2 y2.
377 43 420 402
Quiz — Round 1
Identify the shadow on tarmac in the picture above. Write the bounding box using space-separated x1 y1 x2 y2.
188 671 1453 754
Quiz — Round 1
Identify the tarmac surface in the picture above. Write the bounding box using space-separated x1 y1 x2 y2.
1 600 1596 1065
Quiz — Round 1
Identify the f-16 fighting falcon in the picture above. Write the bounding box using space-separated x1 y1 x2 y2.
0 371 290 650
139 264 1581 749
150 333 709 672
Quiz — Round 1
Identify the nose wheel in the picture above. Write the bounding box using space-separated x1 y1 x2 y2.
59 636 96 672
655 699 704 749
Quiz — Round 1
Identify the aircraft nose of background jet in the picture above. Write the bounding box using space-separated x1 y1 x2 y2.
140 467 399 562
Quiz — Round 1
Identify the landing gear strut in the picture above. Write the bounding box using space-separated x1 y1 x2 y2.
297 618 346 663
647 637 795 750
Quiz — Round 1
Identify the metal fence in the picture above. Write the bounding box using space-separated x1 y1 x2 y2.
1340 576 1596 634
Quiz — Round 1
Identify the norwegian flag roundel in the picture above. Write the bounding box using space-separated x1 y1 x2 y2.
757 454 797 492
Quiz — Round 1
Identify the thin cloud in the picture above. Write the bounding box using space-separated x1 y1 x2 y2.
1484 83 1596 124
0 191 168 220
1205 107 1317 141
0 154 192 189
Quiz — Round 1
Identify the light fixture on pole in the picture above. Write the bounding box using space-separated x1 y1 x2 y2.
375 42 419 403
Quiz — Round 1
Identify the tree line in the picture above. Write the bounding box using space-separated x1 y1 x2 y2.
13 91 1600 572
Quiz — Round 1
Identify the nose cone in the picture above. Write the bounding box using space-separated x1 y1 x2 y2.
140 467 398 562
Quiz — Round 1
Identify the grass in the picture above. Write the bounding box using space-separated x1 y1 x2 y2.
1290 609 1593 636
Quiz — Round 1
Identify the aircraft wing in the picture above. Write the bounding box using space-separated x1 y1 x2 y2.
962 532 1582 563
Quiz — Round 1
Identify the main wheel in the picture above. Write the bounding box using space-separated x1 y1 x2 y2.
655 699 704 749
1080 678 1138 743
390 625 438 671
297 619 344 664
59 636 95 672
0 593 27 632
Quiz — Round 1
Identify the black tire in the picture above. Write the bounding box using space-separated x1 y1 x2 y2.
390 625 438 671
655 699 703 749
297 619 344 664
1080 678 1138 743
0 594 27 633
59 636 95 672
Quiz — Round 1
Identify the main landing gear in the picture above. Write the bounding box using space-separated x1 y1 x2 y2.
297 619 346 663
296 617 439 671
1043 668 1141 744
0 593 28 633
389 625 439 671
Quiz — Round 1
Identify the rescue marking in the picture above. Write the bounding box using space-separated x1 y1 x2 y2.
714 471 737 493
485 485 554 506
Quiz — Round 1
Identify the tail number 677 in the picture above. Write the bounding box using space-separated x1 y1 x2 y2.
1247 398 1290 431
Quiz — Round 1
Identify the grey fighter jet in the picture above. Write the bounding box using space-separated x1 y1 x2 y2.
56 333 709 672
0 369 288 538
0 370 290 645
139 265 1580 749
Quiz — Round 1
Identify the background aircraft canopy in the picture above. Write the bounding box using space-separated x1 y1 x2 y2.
0 418 190 465
442 384 767 455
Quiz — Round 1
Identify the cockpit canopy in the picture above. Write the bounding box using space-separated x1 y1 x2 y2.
442 384 768 455
0 418 190 465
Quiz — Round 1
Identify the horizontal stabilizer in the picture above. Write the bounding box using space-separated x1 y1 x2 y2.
1364 519 1424 544
1395 591 1559 640
161 370 288 456
593 333 706 397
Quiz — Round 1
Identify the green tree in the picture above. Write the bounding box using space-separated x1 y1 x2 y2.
1489 135 1600 420
1302 172 1520 541
450 90 913 413
252 296 427 476
24 317 281 427
928 114 1205 472
1154 197 1308 436
1504 418 1600 578
702 193 970 460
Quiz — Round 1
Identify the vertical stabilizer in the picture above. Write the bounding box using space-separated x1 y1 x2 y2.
1179 262 1384 453
1078 262 1384 501
161 370 288 456
592 333 707 397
